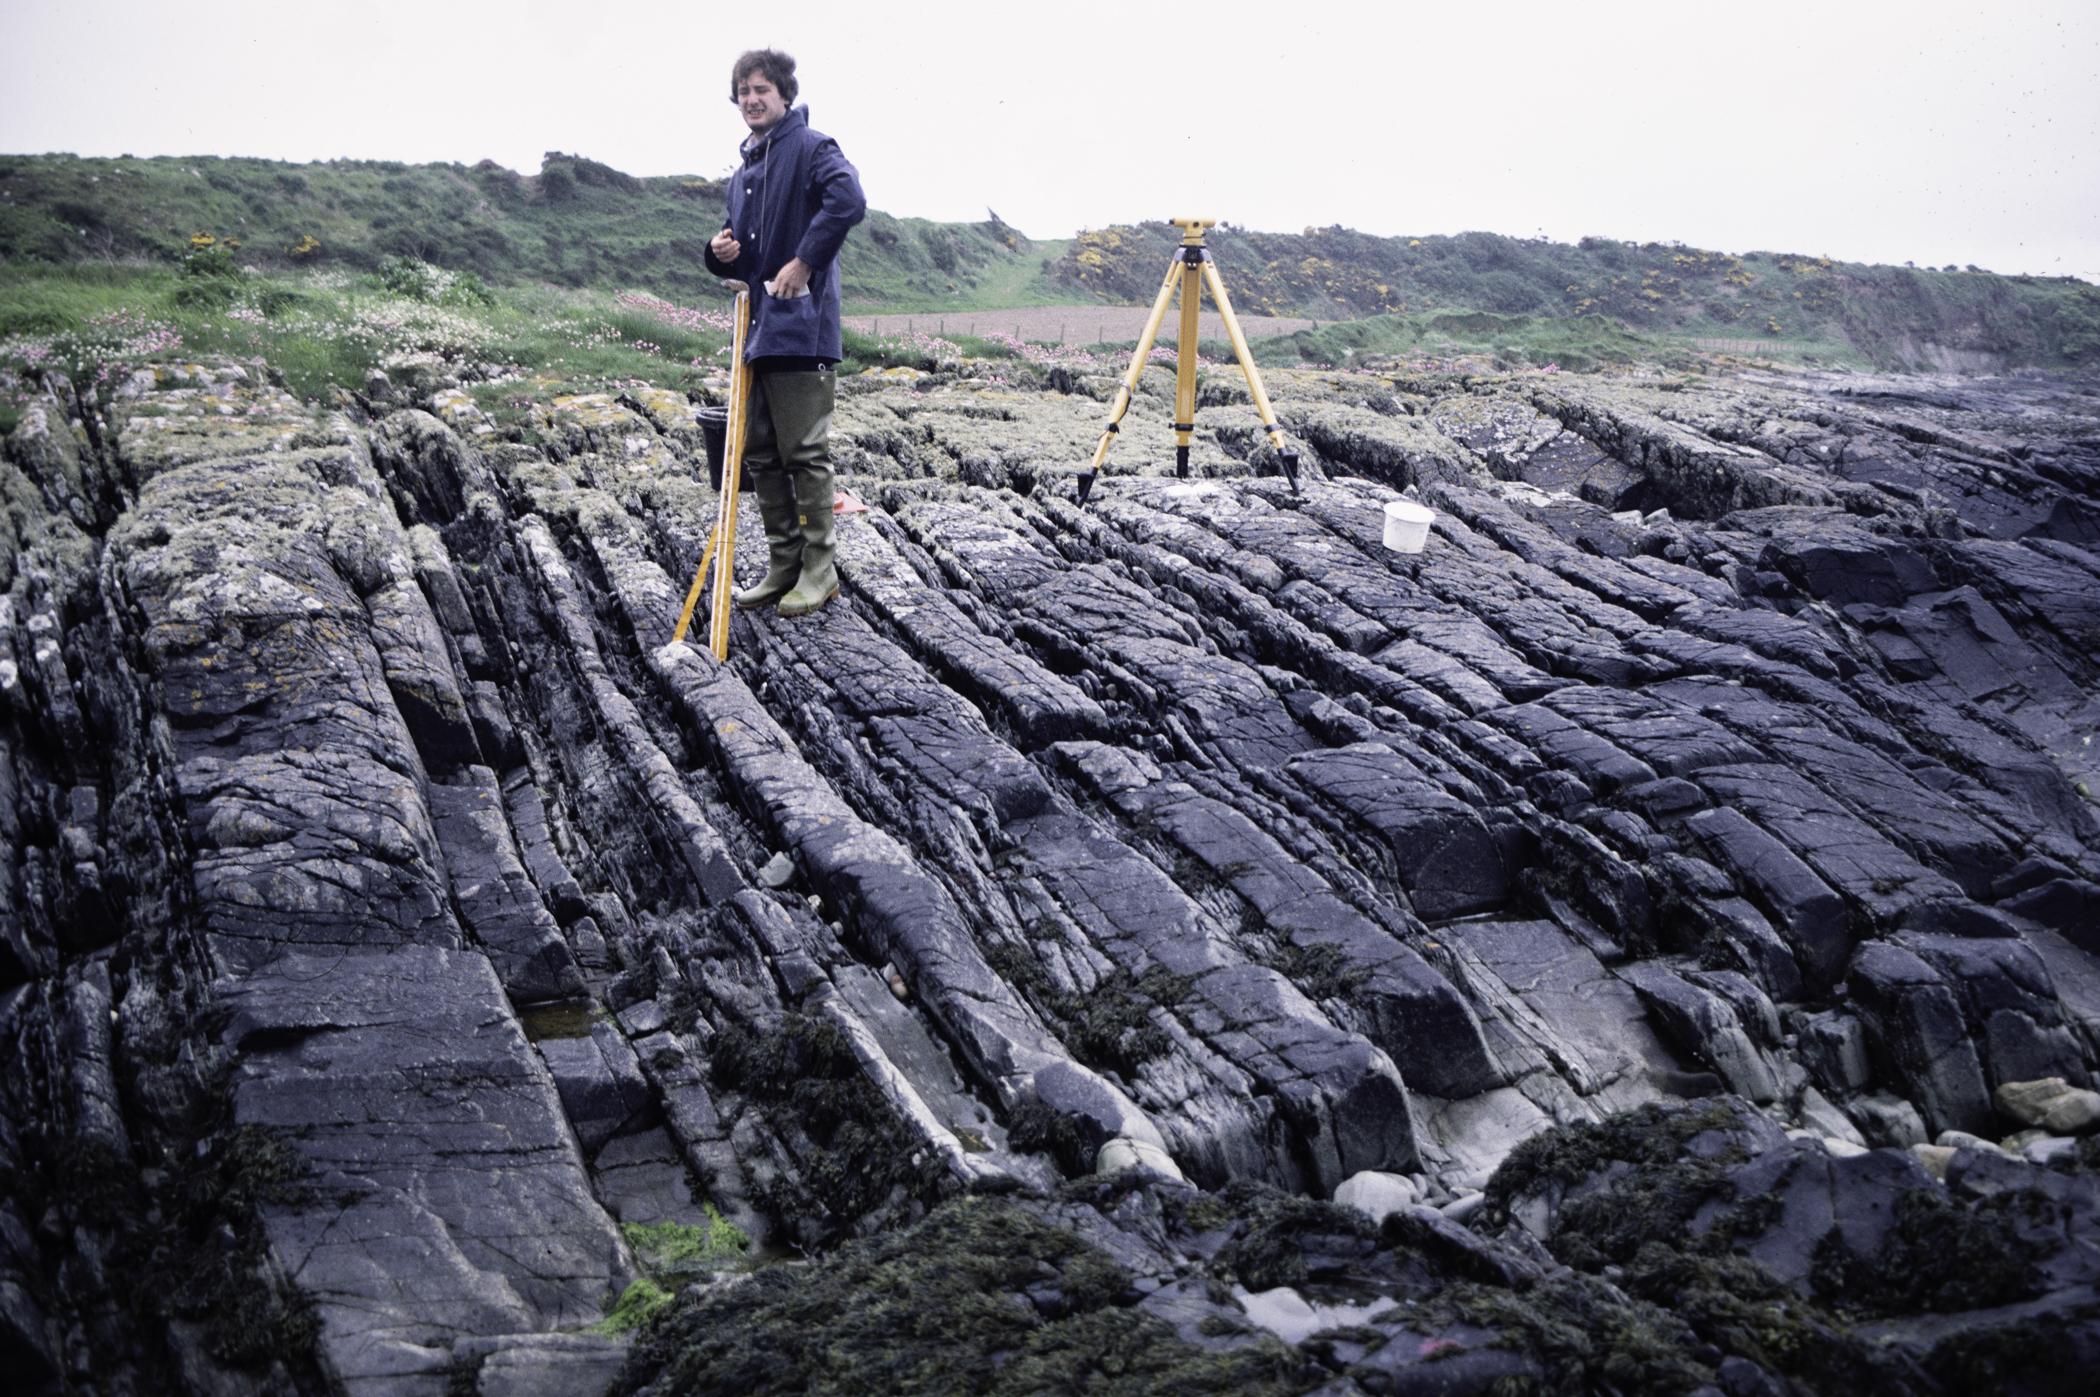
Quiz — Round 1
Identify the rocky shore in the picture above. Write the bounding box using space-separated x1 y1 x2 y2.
1 349 2096 1396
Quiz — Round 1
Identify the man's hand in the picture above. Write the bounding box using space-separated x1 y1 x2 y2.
770 257 811 296
709 228 741 263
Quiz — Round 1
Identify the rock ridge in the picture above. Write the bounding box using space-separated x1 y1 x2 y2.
1 353 2096 1395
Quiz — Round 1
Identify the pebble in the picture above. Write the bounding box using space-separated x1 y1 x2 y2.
1334 1170 1420 1226
1995 1078 2100 1135
1095 1136 1180 1179
758 851 795 888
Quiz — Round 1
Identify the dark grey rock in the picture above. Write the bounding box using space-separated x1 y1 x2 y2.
429 768 584 1004
1846 941 1995 1135
1617 963 1781 1102
1288 744 1509 921
1686 807 1854 991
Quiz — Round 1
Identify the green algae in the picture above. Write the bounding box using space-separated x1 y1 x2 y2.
621 1206 750 1278
593 1277 673 1335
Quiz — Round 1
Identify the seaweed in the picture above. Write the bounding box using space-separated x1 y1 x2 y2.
1809 1187 2055 1315
612 1196 1308 1397
1264 942 1373 1005
711 1015 948 1235
1006 1097 1095 1177
987 1305 1311 1397
142 1125 322 1370
1424 1274 1715 1397
983 941 1189 1079
1482 1099 1742 1221
1053 966 1190 1076
1925 1308 2100 1397
1215 1187 1377 1291
1617 1244 1892 1393
13 1124 326 1382
1547 1156 1741 1270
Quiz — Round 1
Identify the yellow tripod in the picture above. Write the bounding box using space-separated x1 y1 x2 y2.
672 285 751 657
1086 218 1299 491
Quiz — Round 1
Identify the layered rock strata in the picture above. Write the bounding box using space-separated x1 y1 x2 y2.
1 354 2095 1395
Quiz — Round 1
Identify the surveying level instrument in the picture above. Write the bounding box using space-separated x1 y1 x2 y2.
1087 218 1300 492
673 284 752 658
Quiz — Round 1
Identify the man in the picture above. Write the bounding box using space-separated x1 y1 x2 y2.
704 48 866 615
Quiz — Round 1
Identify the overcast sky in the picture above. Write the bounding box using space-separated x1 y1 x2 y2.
3 1 2095 279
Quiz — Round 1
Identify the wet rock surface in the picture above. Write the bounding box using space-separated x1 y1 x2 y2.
2 355 2097 1395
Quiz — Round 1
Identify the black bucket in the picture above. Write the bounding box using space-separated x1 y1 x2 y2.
697 406 751 493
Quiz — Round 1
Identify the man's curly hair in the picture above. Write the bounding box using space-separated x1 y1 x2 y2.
730 49 798 105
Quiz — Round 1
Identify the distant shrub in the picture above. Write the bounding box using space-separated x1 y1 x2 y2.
378 256 495 307
539 165 577 202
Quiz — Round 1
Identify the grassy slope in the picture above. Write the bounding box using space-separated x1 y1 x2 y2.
1054 223 2100 371
4 151 2095 369
0 151 1068 316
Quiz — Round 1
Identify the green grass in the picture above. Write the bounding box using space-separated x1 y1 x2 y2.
0 152 1066 316
0 254 1868 443
0 255 1105 442
0 260 752 405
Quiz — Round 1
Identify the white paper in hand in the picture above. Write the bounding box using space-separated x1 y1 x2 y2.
763 279 811 299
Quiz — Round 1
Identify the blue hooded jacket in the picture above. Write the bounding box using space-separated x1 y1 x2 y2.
703 105 866 362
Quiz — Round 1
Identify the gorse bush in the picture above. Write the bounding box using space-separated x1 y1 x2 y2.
180 233 240 280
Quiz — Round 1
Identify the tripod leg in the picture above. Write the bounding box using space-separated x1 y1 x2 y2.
1201 261 1299 484
1087 256 1182 475
1173 258 1201 478
671 525 719 645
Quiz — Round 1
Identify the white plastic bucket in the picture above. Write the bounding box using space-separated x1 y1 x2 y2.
1383 500 1435 553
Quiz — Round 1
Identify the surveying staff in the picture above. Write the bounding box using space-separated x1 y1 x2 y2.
704 48 866 616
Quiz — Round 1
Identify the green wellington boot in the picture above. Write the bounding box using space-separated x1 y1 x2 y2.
778 462 839 615
733 376 803 609
734 465 802 609
763 369 841 618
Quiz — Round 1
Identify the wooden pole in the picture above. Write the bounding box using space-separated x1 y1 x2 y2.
707 288 753 658
672 286 751 647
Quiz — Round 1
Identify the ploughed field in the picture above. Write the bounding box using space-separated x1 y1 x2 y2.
4 348 2100 1397
842 304 1321 344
